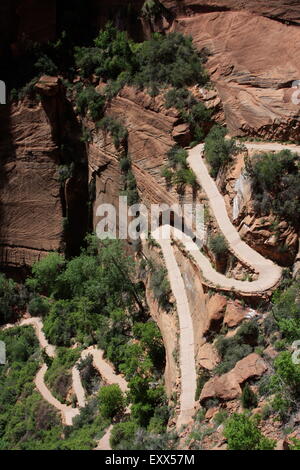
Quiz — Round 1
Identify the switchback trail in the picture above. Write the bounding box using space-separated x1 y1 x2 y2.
2 317 128 446
151 141 299 429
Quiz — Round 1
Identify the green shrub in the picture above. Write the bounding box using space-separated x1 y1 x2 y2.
150 265 172 310
204 125 243 177
164 87 195 111
224 413 276 450
245 150 300 227
213 409 228 425
195 370 210 400
45 347 80 403
80 127 92 143
272 280 300 341
134 32 207 95
161 167 173 184
98 116 128 148
209 234 228 256
98 384 125 419
76 87 105 121
58 163 74 183
173 168 197 187
110 421 138 449
214 321 259 375
34 54 58 76
28 296 50 317
241 384 258 409
163 146 197 189
266 351 300 419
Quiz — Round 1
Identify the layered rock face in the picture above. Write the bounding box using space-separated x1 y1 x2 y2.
172 10 300 139
161 0 300 24
2 1 300 269
0 77 88 269
90 85 188 234
0 97 63 268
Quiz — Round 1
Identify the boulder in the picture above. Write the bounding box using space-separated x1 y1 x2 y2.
232 353 268 384
203 294 227 335
200 353 267 403
173 9 300 140
198 343 219 370
223 301 247 328
200 370 241 402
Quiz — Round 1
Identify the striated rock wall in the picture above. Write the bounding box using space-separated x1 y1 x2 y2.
161 0 300 24
0 97 63 268
172 11 300 139
89 85 192 235
0 76 89 269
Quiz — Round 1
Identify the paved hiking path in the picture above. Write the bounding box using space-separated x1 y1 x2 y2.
2 140 299 441
2 317 127 446
151 141 300 429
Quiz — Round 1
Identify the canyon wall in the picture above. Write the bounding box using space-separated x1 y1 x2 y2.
1 0 300 270
161 0 300 23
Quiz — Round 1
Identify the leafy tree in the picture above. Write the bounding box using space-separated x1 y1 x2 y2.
75 22 135 80
26 253 65 296
224 413 276 450
28 296 50 317
204 125 243 177
110 420 138 449
134 32 207 95
133 321 165 369
245 150 300 227
75 86 105 121
98 384 125 419
0 274 24 325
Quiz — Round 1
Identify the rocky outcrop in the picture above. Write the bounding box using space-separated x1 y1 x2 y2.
223 301 249 328
200 353 268 403
220 154 298 267
90 85 190 235
198 343 219 370
203 294 227 336
0 76 89 269
0 98 63 268
171 9 300 140
161 0 300 24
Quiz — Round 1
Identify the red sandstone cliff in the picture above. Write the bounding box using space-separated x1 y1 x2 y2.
1 1 300 269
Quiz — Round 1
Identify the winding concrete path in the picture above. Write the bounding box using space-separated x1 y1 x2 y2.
150 141 299 429
151 230 197 430
187 143 283 293
2 317 128 442
3 140 299 441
